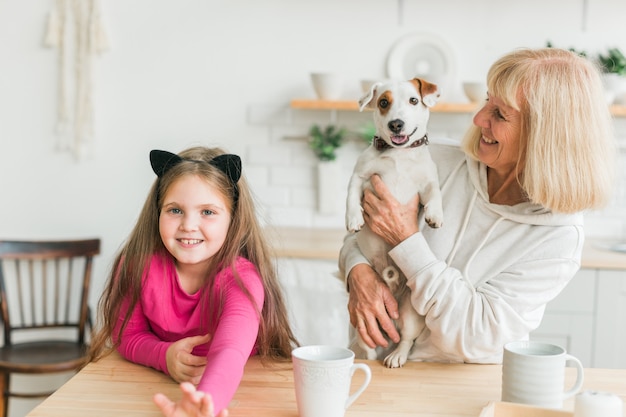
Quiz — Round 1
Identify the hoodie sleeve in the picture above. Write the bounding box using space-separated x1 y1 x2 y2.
338 232 371 287
389 230 583 363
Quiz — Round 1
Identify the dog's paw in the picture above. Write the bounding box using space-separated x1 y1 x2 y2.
346 213 365 233
424 209 443 229
425 216 443 228
384 349 408 368
383 340 413 368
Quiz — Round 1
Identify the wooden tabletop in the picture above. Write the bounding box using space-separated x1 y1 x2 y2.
27 351 626 416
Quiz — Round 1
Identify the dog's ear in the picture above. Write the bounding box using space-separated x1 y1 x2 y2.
413 78 441 108
422 90 440 108
358 82 382 112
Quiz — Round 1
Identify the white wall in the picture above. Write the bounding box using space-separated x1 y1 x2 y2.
2 1 626 415
2 0 626 334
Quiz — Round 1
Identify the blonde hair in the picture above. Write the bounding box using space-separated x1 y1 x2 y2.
89 146 298 363
462 48 616 213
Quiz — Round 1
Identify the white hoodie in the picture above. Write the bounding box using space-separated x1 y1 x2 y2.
339 144 584 363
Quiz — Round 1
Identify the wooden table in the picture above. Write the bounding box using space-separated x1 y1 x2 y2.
27 351 626 416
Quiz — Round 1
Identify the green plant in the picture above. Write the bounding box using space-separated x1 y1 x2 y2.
598 47 626 76
308 124 346 161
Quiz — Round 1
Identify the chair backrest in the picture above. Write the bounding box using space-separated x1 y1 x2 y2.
0 239 101 346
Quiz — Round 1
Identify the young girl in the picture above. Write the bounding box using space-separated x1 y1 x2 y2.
89 146 298 417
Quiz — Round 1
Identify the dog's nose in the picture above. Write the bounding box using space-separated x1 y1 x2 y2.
388 119 404 134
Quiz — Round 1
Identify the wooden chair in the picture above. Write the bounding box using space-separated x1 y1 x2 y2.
0 239 100 417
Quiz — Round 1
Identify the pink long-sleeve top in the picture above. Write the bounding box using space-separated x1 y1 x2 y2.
113 254 264 414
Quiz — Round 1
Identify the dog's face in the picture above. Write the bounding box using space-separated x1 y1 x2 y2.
358 78 440 147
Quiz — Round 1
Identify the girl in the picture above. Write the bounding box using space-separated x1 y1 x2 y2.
89 146 298 417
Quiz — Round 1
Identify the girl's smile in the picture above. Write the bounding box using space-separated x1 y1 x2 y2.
159 174 232 287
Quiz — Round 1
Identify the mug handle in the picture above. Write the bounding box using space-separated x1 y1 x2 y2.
563 354 585 399
345 363 372 409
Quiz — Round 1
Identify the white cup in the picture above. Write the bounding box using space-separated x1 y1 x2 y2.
292 345 371 417
502 341 584 409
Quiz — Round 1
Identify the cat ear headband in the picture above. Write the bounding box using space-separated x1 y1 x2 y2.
149 149 242 200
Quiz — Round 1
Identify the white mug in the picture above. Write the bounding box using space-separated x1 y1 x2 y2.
292 345 371 417
502 341 584 409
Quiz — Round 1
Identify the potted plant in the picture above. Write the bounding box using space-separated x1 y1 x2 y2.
597 47 626 104
308 124 346 214
598 47 626 75
308 124 345 161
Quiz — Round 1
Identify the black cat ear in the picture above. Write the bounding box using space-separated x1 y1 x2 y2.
209 154 242 184
150 150 183 177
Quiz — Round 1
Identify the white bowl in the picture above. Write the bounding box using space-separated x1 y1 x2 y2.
310 73 343 101
463 81 487 102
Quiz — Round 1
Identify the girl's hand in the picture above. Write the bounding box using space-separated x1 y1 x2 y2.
166 334 211 384
363 174 420 246
154 382 228 417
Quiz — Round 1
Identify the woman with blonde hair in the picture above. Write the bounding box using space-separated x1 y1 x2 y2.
89 146 298 417
340 47 615 364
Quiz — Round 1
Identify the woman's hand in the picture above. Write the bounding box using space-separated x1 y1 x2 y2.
362 174 420 246
154 382 228 417
166 334 210 384
347 264 400 348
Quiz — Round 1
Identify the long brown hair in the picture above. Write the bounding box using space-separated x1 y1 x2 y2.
88 146 298 363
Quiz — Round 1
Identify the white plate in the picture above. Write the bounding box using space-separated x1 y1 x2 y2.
386 33 457 96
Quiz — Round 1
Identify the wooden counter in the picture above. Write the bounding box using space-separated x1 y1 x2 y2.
582 240 626 269
26 351 626 416
269 227 626 270
268 227 345 260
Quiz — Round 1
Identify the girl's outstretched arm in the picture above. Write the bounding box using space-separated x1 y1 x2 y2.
154 382 228 417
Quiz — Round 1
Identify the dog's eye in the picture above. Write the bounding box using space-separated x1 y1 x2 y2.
379 99 389 109
410 97 419 105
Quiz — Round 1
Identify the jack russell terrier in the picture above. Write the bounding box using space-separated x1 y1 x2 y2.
345 77 443 367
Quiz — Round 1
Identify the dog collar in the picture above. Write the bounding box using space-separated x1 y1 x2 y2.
373 134 429 151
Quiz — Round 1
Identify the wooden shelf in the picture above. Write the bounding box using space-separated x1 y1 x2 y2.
290 99 478 113
610 104 626 117
291 99 626 117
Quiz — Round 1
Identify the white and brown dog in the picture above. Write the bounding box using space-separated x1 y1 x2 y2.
345 77 443 368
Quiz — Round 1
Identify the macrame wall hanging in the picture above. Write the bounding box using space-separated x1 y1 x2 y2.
44 0 109 160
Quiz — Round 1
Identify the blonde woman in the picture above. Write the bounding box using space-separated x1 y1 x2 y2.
89 146 298 416
340 47 615 363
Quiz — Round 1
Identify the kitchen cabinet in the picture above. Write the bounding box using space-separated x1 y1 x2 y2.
276 257 349 348
530 269 596 366
530 244 626 368
531 268 626 369
593 270 626 368
271 228 349 348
